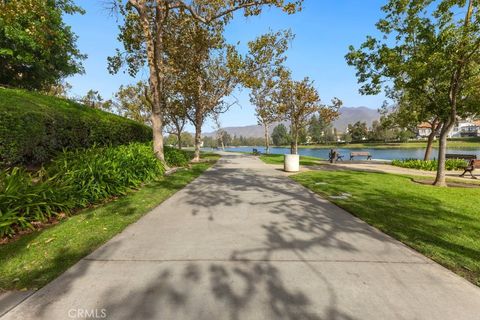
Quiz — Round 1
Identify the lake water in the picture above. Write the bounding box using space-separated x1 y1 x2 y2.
215 146 480 161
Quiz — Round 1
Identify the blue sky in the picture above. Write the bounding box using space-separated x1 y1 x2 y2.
65 0 387 131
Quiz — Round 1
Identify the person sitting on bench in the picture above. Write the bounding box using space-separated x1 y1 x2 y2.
329 149 343 163
460 159 480 179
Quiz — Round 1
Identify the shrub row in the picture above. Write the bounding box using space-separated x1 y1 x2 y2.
391 159 468 171
0 88 152 167
0 143 192 237
164 146 193 167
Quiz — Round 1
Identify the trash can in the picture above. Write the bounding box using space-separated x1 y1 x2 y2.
284 154 300 172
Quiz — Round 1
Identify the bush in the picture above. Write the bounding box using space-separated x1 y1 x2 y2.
0 168 74 237
0 88 152 167
0 143 164 237
164 146 193 167
391 159 468 171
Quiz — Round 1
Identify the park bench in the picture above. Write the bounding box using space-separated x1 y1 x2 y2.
350 152 372 161
446 154 479 179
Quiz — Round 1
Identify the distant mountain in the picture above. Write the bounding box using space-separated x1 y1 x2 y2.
333 106 380 132
202 121 286 138
203 107 380 138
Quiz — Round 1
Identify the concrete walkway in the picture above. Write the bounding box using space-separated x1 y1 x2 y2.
3 153 480 320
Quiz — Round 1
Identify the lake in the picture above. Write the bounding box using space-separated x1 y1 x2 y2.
215 146 480 161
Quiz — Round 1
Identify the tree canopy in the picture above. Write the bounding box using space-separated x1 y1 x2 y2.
346 0 480 186
0 0 85 90
108 0 304 162
271 124 290 146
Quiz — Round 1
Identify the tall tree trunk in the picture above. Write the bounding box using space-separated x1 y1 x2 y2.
264 123 270 154
423 131 436 161
175 121 183 149
193 124 202 162
220 134 225 150
424 120 442 161
137 5 166 163
193 110 203 162
433 124 453 186
151 109 165 161
434 0 473 186
292 128 298 155
177 132 182 150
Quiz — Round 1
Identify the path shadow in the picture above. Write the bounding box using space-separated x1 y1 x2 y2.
13 154 477 319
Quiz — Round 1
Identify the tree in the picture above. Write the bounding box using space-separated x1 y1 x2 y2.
45 81 72 98
113 82 151 124
202 136 215 148
342 132 352 144
308 113 336 144
114 83 188 149
212 113 226 150
170 16 239 161
276 74 341 154
347 121 368 142
166 132 194 148
251 88 278 153
368 120 387 141
271 124 290 146
164 97 188 150
384 94 442 159
243 30 294 153
346 0 480 186
220 131 232 147
308 114 322 143
181 132 195 147
0 0 85 90
108 0 303 163
80 90 112 110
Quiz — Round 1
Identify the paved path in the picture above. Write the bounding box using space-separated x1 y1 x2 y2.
320 161 470 178
3 154 480 320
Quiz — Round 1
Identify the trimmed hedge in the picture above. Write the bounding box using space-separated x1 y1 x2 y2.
391 159 468 171
0 87 152 166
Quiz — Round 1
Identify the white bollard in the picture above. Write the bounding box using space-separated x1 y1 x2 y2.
284 154 300 172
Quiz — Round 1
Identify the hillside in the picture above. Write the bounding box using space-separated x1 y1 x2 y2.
203 106 380 138
0 87 152 166
333 106 380 131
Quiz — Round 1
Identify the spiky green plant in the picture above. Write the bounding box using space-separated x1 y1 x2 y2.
391 159 468 171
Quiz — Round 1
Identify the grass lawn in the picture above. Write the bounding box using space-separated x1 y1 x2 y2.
259 154 324 166
0 156 219 291
291 170 480 286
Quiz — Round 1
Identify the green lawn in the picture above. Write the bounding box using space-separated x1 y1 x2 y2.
0 156 219 291
291 170 480 286
259 154 324 166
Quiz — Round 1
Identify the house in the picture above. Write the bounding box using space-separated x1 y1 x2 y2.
449 119 480 138
459 119 480 137
416 119 480 138
417 122 433 138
